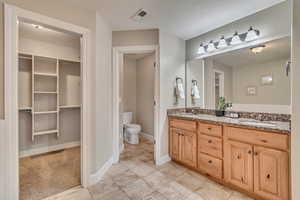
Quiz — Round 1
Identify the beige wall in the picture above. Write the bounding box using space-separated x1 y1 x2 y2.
112 29 159 47
123 57 137 122
159 31 185 158
232 59 290 105
186 1 291 60
292 0 300 198
136 53 155 136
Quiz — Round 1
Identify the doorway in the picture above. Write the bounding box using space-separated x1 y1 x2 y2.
112 45 159 164
5 5 91 200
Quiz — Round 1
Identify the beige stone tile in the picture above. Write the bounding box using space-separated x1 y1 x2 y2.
131 163 156 177
106 163 129 177
142 191 168 200
122 179 154 200
112 169 139 187
185 193 205 200
93 188 130 200
196 180 233 200
88 177 119 199
158 163 186 179
144 171 172 189
175 172 206 191
157 181 191 200
228 191 254 200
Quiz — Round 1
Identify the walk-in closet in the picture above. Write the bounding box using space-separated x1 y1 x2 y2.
18 21 82 200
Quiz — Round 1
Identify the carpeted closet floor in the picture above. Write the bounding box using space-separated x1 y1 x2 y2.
19 147 81 200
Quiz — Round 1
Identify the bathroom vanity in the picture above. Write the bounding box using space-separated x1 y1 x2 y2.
168 113 290 200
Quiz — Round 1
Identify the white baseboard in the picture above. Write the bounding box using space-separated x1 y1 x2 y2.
156 154 171 166
19 141 80 158
140 132 154 142
89 156 113 185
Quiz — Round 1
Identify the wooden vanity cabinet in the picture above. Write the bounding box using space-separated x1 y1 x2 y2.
169 118 290 200
224 126 289 200
169 119 197 168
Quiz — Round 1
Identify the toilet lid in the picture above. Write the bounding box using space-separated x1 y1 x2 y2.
125 124 141 128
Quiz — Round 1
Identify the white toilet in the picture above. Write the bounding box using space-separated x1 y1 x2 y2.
123 112 142 144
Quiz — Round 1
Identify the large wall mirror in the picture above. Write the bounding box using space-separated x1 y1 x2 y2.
186 36 291 114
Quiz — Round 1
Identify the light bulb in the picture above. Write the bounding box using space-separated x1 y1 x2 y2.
245 26 259 42
230 32 242 45
207 40 216 52
197 43 206 54
217 36 228 49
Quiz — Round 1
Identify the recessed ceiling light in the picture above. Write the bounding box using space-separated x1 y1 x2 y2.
250 45 266 54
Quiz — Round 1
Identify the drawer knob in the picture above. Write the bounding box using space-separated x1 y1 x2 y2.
254 152 258 156
208 160 212 164
208 127 212 130
266 174 271 179
261 139 268 143
208 140 212 143
248 150 252 155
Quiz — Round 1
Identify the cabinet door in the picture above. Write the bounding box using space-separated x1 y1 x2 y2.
181 130 197 168
254 147 289 200
224 140 253 192
170 128 181 161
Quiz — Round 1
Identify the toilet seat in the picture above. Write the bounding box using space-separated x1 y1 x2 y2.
125 123 141 129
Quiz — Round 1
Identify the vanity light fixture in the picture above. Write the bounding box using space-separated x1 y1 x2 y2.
251 45 266 54
207 40 217 52
217 36 228 49
230 31 242 45
197 43 206 54
245 26 260 42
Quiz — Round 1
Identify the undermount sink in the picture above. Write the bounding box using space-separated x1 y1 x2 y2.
238 120 276 127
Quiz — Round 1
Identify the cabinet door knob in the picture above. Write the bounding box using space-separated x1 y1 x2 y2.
208 140 212 143
254 152 258 156
208 160 212 164
267 174 271 179
248 150 252 155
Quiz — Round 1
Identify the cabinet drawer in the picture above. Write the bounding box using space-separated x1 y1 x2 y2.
198 153 223 179
198 122 222 137
170 119 197 132
224 126 289 151
198 134 222 158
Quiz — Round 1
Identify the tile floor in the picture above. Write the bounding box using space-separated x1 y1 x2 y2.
44 137 253 200
20 147 81 200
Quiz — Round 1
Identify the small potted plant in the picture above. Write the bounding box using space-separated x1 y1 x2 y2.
216 97 232 117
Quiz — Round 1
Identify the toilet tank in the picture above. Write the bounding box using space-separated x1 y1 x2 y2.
123 112 133 124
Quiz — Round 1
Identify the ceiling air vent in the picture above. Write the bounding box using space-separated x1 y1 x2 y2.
131 9 148 21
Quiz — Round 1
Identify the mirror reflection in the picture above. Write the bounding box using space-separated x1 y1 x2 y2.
186 37 291 114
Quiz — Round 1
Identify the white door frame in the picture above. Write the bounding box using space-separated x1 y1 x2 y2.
4 4 91 199
212 69 225 108
112 45 160 163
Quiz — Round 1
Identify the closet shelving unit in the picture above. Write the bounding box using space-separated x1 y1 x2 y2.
18 52 81 141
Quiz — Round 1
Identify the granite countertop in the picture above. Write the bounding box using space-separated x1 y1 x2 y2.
168 113 291 134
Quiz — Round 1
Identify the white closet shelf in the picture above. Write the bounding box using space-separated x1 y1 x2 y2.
34 129 59 136
59 105 81 109
34 111 58 115
34 91 58 94
34 72 57 77
19 107 32 111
